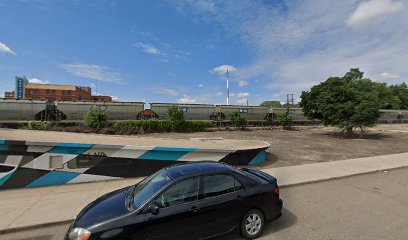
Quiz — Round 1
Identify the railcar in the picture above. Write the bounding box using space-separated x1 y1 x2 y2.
0 99 46 121
378 109 408 123
56 101 144 121
267 107 315 124
214 105 269 124
0 99 144 122
150 103 216 120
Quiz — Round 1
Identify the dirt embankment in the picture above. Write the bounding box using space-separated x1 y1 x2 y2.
143 125 408 168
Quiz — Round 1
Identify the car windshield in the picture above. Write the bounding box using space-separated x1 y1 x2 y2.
133 169 172 209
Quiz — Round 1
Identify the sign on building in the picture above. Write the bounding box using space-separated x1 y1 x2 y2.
15 76 28 99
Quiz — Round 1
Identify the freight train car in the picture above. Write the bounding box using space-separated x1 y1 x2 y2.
56 101 144 121
0 99 144 122
379 109 408 123
0 99 46 121
268 107 314 124
150 103 215 120
215 105 270 124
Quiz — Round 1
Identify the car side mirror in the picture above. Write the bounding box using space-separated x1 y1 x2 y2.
148 203 160 215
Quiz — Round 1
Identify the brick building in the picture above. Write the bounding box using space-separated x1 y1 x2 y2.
91 95 113 102
24 83 112 102
4 91 15 99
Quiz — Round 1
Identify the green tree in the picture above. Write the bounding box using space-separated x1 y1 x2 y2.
167 105 185 128
389 83 408 109
260 100 282 108
300 68 381 136
231 112 247 130
84 106 108 130
276 109 294 130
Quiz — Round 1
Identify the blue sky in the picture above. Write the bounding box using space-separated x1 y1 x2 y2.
0 0 407 105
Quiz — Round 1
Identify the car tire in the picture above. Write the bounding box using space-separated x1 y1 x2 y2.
241 209 265 239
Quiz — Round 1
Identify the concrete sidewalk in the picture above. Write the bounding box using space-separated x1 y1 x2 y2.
1 152 407 233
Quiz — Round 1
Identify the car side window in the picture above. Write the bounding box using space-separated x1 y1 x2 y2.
156 178 199 208
235 179 244 191
203 175 243 198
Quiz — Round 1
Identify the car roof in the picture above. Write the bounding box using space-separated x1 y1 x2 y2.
165 161 232 180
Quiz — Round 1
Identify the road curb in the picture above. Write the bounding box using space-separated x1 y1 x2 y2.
279 165 408 188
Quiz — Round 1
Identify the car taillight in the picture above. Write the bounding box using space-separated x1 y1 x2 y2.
274 187 279 196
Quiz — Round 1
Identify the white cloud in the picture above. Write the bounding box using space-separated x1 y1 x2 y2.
375 72 400 80
28 78 49 84
134 42 161 55
0 42 16 55
215 91 223 96
152 87 180 97
134 37 191 62
238 80 248 87
236 98 248 104
236 92 250 98
111 96 120 101
198 83 204 88
177 94 197 103
61 63 122 84
347 0 404 28
212 64 237 74
229 92 250 98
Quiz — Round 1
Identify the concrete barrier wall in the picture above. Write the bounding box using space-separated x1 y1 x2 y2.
0 139 267 190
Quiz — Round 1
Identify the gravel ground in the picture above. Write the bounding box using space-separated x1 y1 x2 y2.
142 124 408 168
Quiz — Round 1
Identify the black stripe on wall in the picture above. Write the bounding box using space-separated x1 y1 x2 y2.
0 167 50 190
220 148 265 165
84 158 184 178
0 165 15 173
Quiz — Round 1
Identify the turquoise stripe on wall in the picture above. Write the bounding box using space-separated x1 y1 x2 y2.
248 150 266 165
0 139 8 151
0 171 14 187
138 147 198 161
26 171 81 188
48 143 93 155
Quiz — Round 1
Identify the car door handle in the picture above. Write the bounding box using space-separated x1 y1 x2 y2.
237 195 243 201
190 206 200 213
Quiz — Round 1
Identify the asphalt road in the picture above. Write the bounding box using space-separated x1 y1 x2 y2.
2 167 408 240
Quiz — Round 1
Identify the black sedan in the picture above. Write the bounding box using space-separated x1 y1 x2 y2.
66 162 282 240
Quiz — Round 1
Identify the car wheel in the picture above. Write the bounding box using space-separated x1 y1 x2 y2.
241 209 265 239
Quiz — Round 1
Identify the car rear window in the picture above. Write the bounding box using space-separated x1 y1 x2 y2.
203 174 242 198
238 169 269 184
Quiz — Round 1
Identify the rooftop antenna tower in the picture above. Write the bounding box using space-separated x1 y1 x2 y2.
226 69 230 105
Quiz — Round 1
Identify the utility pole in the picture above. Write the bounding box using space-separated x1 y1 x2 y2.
246 99 249 106
226 69 230 105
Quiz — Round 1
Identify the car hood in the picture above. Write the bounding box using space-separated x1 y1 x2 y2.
73 186 132 228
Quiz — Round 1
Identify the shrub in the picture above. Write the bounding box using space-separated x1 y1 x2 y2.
277 110 294 130
113 120 175 134
177 121 213 132
112 120 212 134
231 112 247 130
84 106 109 130
27 121 51 130
168 105 184 125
